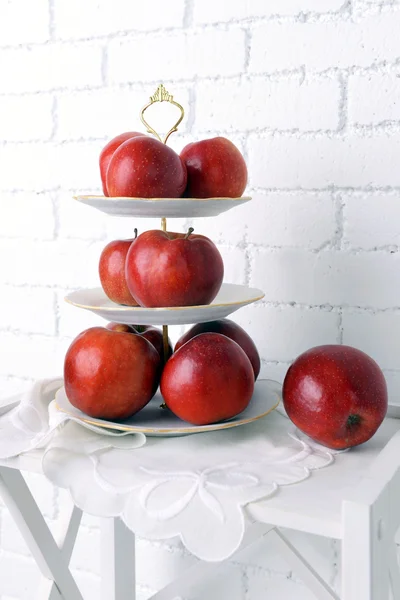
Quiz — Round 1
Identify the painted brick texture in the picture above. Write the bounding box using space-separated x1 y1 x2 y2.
0 0 399 598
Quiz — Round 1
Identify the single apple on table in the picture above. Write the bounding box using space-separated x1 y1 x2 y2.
107 136 187 198
161 332 254 425
106 322 173 360
99 231 139 306
282 345 388 450
64 327 160 420
180 137 247 198
99 132 145 196
125 228 224 307
175 318 260 380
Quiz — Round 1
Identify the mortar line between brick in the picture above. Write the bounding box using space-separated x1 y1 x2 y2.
186 85 196 133
2 61 400 98
337 310 344 344
101 45 109 86
50 96 58 141
244 28 252 73
337 73 349 132
0 11 364 51
48 0 56 40
183 0 195 28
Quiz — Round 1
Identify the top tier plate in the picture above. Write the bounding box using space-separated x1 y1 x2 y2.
74 195 251 219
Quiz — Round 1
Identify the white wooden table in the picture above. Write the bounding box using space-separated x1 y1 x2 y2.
1 417 400 600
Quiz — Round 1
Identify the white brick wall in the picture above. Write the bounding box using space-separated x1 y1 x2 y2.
0 0 399 598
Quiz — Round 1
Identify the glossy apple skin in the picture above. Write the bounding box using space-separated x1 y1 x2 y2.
64 327 160 420
125 229 224 308
180 137 247 199
99 239 138 306
107 137 187 198
106 323 173 360
99 132 144 196
175 319 260 380
161 332 254 425
282 345 388 450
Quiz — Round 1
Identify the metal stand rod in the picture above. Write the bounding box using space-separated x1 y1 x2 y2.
162 325 169 363
161 216 169 363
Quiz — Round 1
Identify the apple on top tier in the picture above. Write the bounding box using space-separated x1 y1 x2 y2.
180 137 247 199
99 132 144 196
99 132 247 199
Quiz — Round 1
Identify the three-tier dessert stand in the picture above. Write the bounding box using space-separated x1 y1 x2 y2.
60 84 276 435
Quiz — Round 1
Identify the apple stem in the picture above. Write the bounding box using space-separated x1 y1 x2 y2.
134 228 138 239
185 227 194 240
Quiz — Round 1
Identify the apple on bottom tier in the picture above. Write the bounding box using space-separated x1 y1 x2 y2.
63 325 255 424
106 322 173 360
283 345 388 450
175 319 260 380
64 327 160 420
161 333 255 425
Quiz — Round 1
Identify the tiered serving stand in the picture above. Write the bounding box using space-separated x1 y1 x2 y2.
60 84 275 435
1 84 400 600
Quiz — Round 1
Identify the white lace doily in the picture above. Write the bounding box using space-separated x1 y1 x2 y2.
0 379 336 561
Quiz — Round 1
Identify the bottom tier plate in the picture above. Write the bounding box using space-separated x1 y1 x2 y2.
55 379 281 437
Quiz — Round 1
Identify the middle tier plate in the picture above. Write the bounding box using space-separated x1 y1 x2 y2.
65 283 265 326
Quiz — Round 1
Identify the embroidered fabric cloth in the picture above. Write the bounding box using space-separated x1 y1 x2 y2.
0 379 335 561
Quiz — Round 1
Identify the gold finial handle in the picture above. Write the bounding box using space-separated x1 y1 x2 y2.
140 84 184 144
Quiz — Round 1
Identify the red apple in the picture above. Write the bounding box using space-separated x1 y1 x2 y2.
100 132 144 196
180 137 247 198
64 327 160 420
282 345 388 450
99 233 138 306
175 318 260 380
106 322 173 360
161 333 254 425
125 228 224 307
107 136 187 198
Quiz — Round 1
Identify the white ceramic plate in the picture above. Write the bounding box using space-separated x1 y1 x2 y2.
64 283 265 326
74 195 251 219
55 380 281 437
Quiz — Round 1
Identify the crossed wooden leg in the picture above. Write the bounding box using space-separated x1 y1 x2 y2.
0 466 83 600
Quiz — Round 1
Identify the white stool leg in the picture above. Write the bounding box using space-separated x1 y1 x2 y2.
101 517 136 600
342 492 390 600
38 505 83 600
269 529 339 600
0 466 83 600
